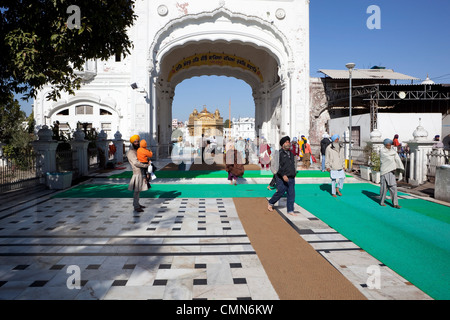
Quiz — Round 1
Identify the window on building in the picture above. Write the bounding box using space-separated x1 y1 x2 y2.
101 123 112 137
351 126 361 147
59 123 70 131
100 108 112 115
56 109 69 116
75 105 94 115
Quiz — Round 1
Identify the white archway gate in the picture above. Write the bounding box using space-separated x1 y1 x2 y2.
131 1 310 151
33 1 310 154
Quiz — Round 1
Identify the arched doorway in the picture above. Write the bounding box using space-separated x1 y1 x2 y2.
143 7 308 152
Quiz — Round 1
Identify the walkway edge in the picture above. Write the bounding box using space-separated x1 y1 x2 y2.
233 197 367 300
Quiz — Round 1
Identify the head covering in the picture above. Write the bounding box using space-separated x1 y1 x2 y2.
434 135 440 141
394 134 399 139
140 139 147 148
130 134 140 143
280 136 290 146
383 138 393 145
331 134 339 142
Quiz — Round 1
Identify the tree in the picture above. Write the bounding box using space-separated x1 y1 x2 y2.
0 95 26 145
224 119 233 128
0 0 137 104
0 94 35 162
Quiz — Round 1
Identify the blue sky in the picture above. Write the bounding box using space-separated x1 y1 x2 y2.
18 0 450 121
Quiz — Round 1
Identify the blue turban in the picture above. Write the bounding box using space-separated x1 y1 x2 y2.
331 134 340 141
383 138 393 145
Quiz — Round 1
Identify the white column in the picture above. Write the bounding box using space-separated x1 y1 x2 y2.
69 128 90 176
113 130 124 163
31 125 59 177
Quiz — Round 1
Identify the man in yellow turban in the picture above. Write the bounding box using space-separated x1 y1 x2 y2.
126 134 149 212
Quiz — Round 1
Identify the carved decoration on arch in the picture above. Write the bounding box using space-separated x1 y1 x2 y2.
148 7 293 77
169 64 262 92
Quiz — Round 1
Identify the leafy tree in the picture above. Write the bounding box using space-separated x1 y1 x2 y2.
0 95 27 145
0 0 137 104
224 119 233 128
0 95 35 166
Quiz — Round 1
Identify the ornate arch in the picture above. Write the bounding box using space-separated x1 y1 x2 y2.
148 7 293 77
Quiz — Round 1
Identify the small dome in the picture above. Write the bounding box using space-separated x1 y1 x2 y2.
421 74 435 85
370 129 382 141
413 119 428 141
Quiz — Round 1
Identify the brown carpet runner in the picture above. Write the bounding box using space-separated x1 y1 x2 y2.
233 197 366 300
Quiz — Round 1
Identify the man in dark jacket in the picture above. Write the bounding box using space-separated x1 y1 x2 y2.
320 133 332 172
268 136 297 216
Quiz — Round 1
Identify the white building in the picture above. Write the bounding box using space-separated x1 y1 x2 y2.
224 117 255 141
33 0 310 153
328 113 442 147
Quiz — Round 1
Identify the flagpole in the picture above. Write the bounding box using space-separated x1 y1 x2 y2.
228 99 231 129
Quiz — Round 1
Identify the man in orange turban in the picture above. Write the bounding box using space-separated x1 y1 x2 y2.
126 134 149 212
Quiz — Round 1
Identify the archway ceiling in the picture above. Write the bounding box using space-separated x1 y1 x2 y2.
159 41 279 91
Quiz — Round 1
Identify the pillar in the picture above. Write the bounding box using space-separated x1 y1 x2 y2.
31 125 59 178
407 120 435 186
69 128 90 176
96 130 109 169
435 165 450 202
113 130 124 163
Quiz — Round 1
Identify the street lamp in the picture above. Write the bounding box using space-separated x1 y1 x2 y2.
345 62 355 171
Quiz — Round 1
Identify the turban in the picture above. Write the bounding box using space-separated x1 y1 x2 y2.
279 136 290 146
383 138 393 145
331 134 340 141
129 134 140 143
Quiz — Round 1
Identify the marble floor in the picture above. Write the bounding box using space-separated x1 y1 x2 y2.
0 160 434 300
0 195 279 300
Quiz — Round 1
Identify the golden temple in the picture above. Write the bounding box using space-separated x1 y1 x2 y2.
188 106 224 136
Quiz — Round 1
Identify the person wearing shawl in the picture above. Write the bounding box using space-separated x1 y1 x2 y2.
127 135 149 212
320 133 332 172
380 138 404 208
301 136 312 169
325 134 346 197
225 141 245 185
259 138 271 170
290 137 300 160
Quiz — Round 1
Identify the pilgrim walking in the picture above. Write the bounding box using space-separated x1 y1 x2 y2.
320 133 332 172
225 141 245 185
325 134 346 197
127 135 149 212
268 136 298 216
380 138 405 208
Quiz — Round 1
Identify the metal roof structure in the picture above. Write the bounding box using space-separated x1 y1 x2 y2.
319 69 419 81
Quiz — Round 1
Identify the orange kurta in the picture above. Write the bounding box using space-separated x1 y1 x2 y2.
137 139 153 163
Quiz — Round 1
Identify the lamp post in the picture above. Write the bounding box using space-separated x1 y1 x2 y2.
345 62 355 171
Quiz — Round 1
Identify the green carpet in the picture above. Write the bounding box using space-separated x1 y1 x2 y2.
295 183 450 300
53 181 450 300
108 169 350 179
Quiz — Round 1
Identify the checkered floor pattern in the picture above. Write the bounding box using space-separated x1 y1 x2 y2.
0 197 278 300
